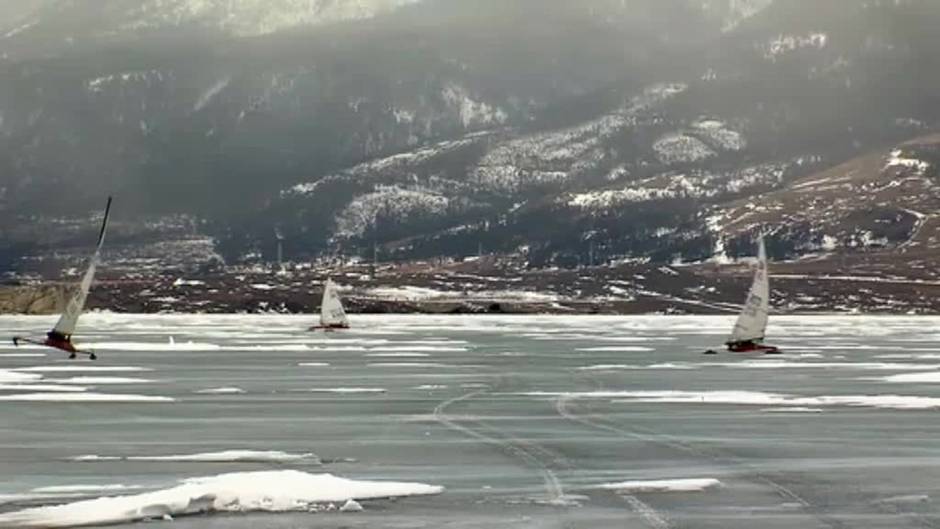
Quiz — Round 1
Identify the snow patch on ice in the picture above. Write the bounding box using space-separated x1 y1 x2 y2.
366 352 431 358
760 407 824 413
195 387 246 395
303 388 386 394
0 369 43 383
597 478 721 493
52 377 153 385
128 450 319 464
0 470 442 527
577 363 695 371
575 346 655 352
0 384 88 393
880 372 940 384
527 390 940 410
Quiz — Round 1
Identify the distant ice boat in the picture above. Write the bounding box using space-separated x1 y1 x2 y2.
309 278 350 331
13 197 112 360
707 237 779 355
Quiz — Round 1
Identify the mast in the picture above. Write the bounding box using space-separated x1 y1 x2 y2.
51 197 112 338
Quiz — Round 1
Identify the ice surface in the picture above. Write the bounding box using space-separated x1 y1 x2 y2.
31 485 142 494
0 470 443 528
13 367 150 373
0 393 173 403
597 478 721 493
82 342 220 351
708 361 940 371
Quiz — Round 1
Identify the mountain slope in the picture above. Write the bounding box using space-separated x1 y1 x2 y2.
2 0 940 273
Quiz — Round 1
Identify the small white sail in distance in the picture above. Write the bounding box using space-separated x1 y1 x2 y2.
320 278 349 328
727 237 769 345
52 197 112 338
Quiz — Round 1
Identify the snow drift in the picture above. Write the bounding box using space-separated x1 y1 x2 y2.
0 470 443 528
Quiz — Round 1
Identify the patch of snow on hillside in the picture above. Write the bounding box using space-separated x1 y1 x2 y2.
87 70 166 93
334 186 449 238
2 20 37 39
124 0 421 37
568 163 786 210
717 0 774 32
567 178 694 209
885 149 930 175
442 84 507 128
653 134 716 165
692 120 746 151
194 77 231 112
471 83 687 192
287 137 479 196
762 32 828 61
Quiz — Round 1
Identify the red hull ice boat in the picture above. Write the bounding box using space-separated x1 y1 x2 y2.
308 324 351 332
726 340 780 354
12 197 112 360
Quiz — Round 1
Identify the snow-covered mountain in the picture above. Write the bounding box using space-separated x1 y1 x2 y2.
3 0 940 273
108 0 423 36
1 0 422 40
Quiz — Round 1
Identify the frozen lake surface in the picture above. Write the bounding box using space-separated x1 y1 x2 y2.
2 314 940 528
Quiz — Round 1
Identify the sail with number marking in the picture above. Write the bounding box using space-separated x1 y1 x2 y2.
319 278 349 328
52 197 112 337
727 237 769 344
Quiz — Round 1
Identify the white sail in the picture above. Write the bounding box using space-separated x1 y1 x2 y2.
727 237 769 344
52 197 112 337
319 278 349 328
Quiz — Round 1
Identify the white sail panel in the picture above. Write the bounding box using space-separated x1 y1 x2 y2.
52 197 111 337
320 279 349 328
728 238 769 344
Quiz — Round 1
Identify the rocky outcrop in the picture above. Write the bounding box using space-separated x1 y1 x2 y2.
0 284 72 315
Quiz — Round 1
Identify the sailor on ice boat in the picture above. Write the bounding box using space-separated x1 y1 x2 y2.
13 197 112 360
706 237 779 355
309 278 350 331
